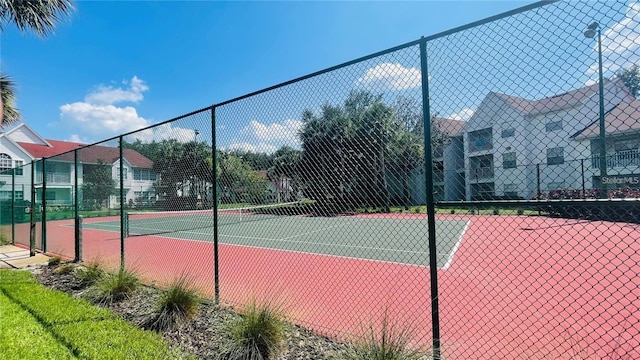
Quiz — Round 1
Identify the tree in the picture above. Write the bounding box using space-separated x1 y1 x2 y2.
82 160 115 210
268 146 302 202
616 64 640 98
0 0 74 126
125 138 214 209
0 74 20 125
217 151 267 204
299 90 395 212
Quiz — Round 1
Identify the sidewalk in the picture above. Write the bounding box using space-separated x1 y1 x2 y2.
0 245 49 269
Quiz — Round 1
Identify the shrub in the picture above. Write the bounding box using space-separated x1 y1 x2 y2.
142 274 200 331
75 259 105 286
517 208 524 216
348 312 426 360
48 256 62 267
53 263 75 275
493 208 500 215
218 299 285 360
0 231 9 245
88 268 139 304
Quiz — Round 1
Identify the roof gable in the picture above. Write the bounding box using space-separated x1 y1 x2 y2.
573 99 640 139
5 123 51 146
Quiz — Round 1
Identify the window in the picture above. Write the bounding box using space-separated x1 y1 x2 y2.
14 161 23 175
117 168 128 180
545 120 563 132
547 147 565 165
501 128 515 138
469 128 493 152
133 168 156 181
504 183 518 197
0 154 12 171
614 138 639 152
502 152 517 169
0 191 22 200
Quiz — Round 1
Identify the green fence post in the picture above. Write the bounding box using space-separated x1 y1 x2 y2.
29 162 36 257
581 159 585 199
41 158 47 253
74 149 82 262
420 37 441 360
212 105 220 304
11 168 15 245
119 136 125 271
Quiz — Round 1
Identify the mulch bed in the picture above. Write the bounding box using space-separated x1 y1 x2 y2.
29 263 352 359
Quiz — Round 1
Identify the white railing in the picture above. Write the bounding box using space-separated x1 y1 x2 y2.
591 149 640 169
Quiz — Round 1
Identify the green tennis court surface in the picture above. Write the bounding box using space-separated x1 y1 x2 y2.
84 213 469 268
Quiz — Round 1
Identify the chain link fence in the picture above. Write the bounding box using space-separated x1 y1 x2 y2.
0 1 638 358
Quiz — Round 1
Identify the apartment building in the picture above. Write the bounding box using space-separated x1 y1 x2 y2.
0 123 156 207
461 79 636 200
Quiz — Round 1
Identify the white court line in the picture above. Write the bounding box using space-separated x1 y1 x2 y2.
442 219 470 270
89 218 468 269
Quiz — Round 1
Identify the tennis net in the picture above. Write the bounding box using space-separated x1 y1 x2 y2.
125 201 303 237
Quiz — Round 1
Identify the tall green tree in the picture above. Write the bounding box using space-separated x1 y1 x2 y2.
616 64 640 98
299 90 395 212
217 151 267 204
82 160 115 210
0 0 74 126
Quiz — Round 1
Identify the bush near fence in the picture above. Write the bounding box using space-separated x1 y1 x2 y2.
533 187 640 223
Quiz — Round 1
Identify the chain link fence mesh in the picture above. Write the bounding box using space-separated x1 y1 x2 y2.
0 1 638 358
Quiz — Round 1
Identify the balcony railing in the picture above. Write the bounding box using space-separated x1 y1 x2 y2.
591 149 640 169
35 172 72 184
471 166 494 180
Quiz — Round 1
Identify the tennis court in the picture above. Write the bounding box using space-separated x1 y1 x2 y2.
83 206 469 269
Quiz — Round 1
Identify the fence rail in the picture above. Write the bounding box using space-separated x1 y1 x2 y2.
1 1 638 359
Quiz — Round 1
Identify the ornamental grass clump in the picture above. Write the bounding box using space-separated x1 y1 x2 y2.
75 258 105 286
218 299 286 360
142 274 200 331
88 267 139 304
348 312 427 360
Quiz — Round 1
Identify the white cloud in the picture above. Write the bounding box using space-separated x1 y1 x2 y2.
448 108 475 121
84 76 149 105
586 3 640 76
127 124 200 144
227 141 277 154
57 76 195 143
66 134 86 144
227 119 302 154
357 63 421 90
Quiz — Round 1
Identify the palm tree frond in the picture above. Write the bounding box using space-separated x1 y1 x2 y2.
0 0 74 37
0 72 22 126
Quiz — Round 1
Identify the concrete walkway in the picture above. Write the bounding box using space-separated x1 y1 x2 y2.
0 245 49 269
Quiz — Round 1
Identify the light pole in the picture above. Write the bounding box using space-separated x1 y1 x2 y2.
584 21 607 198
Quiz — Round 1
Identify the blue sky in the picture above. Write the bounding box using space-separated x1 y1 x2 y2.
2 1 639 152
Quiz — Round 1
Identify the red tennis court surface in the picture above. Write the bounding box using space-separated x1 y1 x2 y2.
37 214 639 359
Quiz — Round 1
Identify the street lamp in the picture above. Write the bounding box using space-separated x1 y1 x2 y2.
584 21 607 198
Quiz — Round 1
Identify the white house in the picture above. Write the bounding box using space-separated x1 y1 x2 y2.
461 79 636 200
0 123 156 208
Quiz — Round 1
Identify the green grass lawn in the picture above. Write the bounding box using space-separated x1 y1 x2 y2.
0 270 191 360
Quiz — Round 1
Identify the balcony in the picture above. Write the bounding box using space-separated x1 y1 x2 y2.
470 166 494 180
591 149 640 169
468 128 493 153
433 171 444 183
36 172 72 184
